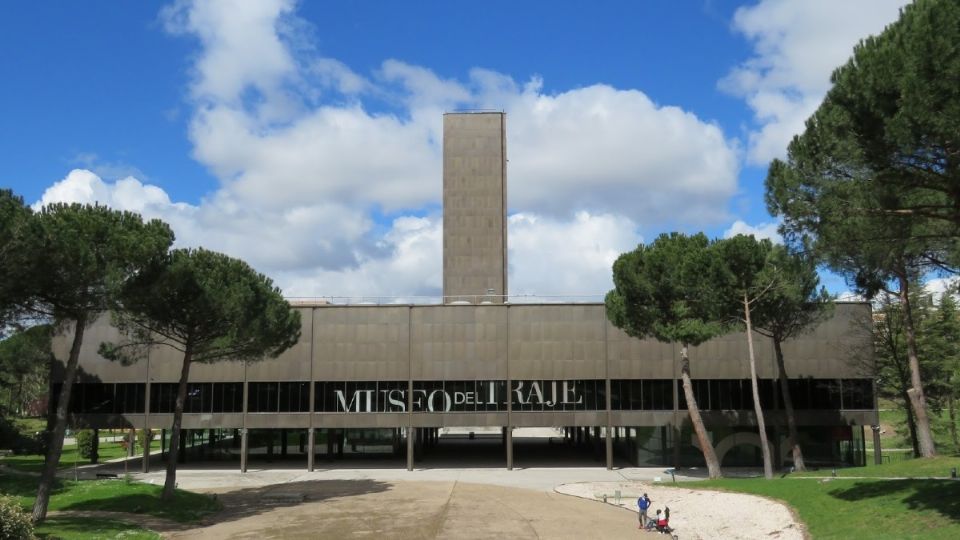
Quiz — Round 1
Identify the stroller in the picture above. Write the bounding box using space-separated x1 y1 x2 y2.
644 509 678 539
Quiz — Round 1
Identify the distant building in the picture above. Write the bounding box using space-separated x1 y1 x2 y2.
52 112 878 471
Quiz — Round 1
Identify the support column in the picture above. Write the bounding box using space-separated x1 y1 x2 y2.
327 428 334 461
178 429 187 464
506 426 513 470
240 428 248 473
605 426 613 470
91 428 100 464
281 429 288 457
872 425 882 465
672 425 681 468
141 429 151 473
161 429 166 461
406 427 414 471
307 428 315 472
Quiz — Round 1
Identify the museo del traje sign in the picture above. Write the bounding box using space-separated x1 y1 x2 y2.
324 380 595 413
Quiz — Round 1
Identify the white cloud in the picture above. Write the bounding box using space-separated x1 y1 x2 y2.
508 212 642 298
722 0 909 166
722 219 782 244
31 1 744 298
925 276 959 302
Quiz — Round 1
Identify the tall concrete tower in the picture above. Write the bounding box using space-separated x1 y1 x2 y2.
442 112 508 303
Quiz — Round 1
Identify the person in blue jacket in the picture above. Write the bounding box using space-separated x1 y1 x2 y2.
637 493 652 529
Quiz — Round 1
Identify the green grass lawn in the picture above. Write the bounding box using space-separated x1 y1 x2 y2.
693 457 960 539
695 477 960 540
35 516 160 540
0 472 221 523
797 455 960 478
0 441 131 473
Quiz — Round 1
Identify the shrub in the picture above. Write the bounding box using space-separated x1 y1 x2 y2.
136 429 155 454
75 429 97 462
0 494 35 540
0 417 42 455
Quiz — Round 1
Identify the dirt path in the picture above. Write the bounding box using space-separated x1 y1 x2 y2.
49 478 803 539
162 480 640 539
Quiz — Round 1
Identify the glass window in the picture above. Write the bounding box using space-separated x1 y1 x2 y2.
841 379 874 410
811 379 842 410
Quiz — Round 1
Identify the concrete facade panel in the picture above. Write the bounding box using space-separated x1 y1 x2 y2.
443 113 507 302
247 307 313 381
66 313 148 383
312 306 410 381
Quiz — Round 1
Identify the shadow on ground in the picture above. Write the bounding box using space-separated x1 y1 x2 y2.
200 479 392 525
828 479 960 522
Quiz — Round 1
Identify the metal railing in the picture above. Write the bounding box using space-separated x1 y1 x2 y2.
286 294 606 306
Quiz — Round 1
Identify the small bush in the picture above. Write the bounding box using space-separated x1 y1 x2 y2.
75 430 97 462
0 417 42 455
0 494 35 540
136 429 155 454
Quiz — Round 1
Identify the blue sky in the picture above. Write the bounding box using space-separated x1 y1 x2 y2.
0 1 910 298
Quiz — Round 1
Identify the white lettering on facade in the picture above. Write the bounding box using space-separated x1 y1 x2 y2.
332 381 584 413
562 381 583 404
387 389 406 412
427 390 451 412
529 381 545 405
512 381 527 405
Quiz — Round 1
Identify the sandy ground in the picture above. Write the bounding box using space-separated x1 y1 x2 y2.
48 431 803 538
557 481 804 540
164 480 643 539
52 478 803 540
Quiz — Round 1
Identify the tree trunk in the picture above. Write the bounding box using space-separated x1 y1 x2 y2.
902 388 920 456
744 294 774 479
32 315 85 524
948 376 958 454
773 338 805 471
162 347 193 501
897 275 936 457
679 344 721 479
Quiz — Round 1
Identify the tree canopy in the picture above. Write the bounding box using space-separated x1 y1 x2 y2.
0 325 53 417
101 247 301 500
21 203 174 523
0 190 32 334
606 232 728 478
764 0 958 459
606 232 728 347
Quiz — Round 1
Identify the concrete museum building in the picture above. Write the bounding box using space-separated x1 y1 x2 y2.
53 112 879 472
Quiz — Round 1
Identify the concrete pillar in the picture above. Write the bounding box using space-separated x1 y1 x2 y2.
872 425 882 465
672 425 681 468
178 429 187 464
90 428 100 464
160 429 166 461
406 427 414 471
281 429 288 457
326 428 334 461
605 426 613 470
240 428 248 473
506 426 513 470
307 428 315 472
141 429 151 473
